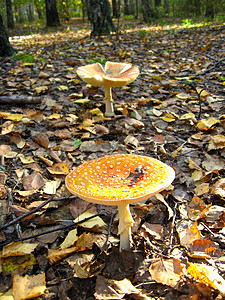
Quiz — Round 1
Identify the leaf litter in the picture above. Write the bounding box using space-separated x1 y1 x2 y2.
0 19 225 299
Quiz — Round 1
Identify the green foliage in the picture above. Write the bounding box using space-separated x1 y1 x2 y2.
13 52 35 63
73 139 82 148
182 18 193 27
138 29 147 38
124 15 134 20
220 76 225 81
88 57 108 66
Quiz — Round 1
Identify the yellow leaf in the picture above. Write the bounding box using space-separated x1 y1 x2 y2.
34 86 48 94
18 154 35 164
74 212 107 231
47 162 69 175
46 113 62 120
194 183 210 196
187 263 225 294
161 115 176 122
42 180 61 194
1 121 14 135
60 228 79 250
1 242 38 258
14 190 37 197
179 112 196 120
176 93 189 100
74 98 90 104
12 273 46 300
58 85 69 91
197 117 220 130
89 108 104 117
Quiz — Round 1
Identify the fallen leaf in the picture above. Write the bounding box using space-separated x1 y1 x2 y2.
47 162 69 175
149 258 184 288
187 263 225 294
12 273 46 300
22 172 46 190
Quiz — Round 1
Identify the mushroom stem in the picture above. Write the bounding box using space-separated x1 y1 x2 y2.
118 203 134 251
104 86 115 117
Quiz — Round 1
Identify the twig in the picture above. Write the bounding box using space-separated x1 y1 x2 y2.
169 202 178 250
103 211 117 250
0 96 41 105
0 195 77 232
0 213 103 247
7 188 22 238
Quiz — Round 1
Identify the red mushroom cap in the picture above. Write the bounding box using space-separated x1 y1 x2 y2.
65 154 175 205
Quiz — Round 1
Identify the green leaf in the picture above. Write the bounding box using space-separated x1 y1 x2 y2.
73 139 82 148
88 57 108 66
13 52 35 63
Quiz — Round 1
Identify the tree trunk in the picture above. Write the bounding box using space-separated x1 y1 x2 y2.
135 0 139 18
205 0 214 19
6 0 14 29
112 0 119 18
164 0 169 14
85 0 115 36
0 14 15 56
155 0 161 7
124 0 129 15
141 0 154 22
45 0 60 27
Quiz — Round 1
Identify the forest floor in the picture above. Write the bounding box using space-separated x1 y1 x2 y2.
0 17 225 299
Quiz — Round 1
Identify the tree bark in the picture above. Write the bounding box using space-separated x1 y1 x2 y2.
112 0 119 18
155 0 161 7
124 0 129 15
85 0 115 36
6 0 14 29
205 0 214 19
141 0 154 22
0 14 15 56
45 0 60 27
164 0 169 14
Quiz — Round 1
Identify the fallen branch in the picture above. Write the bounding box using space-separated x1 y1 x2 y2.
0 195 77 232
0 213 103 247
0 96 42 105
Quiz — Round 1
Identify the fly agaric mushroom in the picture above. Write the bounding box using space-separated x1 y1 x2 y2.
76 62 139 117
65 154 175 251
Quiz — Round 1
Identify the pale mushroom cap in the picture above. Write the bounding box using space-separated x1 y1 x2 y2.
76 62 139 88
65 154 175 205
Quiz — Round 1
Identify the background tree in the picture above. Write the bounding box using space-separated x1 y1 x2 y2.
85 0 115 36
0 14 15 56
141 0 154 22
6 0 14 28
45 0 60 26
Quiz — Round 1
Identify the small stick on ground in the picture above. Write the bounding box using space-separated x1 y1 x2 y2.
0 96 42 105
7 188 22 238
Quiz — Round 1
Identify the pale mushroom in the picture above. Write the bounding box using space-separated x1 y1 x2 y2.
76 62 139 117
65 154 175 251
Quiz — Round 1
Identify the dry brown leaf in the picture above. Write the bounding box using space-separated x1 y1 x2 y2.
33 134 49 149
178 221 201 247
211 178 225 198
95 275 150 300
22 172 46 190
149 258 184 288
188 239 221 258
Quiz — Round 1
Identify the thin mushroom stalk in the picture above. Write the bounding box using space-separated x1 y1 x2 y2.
104 86 114 117
118 203 134 251
76 62 139 117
